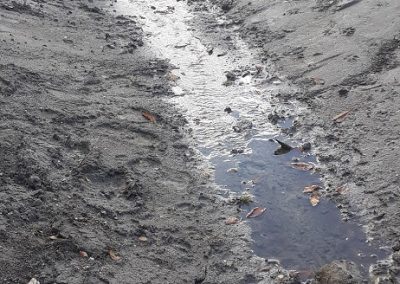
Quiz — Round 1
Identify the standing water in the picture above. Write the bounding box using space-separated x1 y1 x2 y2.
113 0 387 276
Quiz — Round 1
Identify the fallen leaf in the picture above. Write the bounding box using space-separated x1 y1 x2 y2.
336 185 347 194
79 251 88 257
291 162 314 171
333 111 350 123
49 235 58 240
138 236 148 242
303 185 320 193
142 111 156 123
225 217 240 225
310 193 320 206
108 249 121 261
246 207 267 218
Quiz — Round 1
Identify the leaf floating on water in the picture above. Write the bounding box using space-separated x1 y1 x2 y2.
108 249 121 261
225 217 240 225
333 111 350 123
246 207 267 218
291 162 314 171
303 185 320 193
142 111 156 123
310 193 321 206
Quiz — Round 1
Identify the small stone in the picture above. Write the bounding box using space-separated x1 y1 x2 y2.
224 107 232 113
338 89 349 96
301 142 312 152
225 71 236 81
266 258 280 265
138 236 148 242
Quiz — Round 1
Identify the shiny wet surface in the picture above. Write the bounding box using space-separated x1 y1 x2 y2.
211 137 387 272
114 0 388 275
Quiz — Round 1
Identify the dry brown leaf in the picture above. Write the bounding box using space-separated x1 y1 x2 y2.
108 249 121 261
310 193 320 206
303 185 320 193
336 185 347 194
79 251 88 257
333 111 350 123
246 207 267 218
138 236 148 242
225 217 240 225
291 162 314 171
142 111 156 123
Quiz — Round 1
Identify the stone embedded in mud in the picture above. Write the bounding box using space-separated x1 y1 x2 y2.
233 119 253 133
300 142 312 152
315 260 362 284
224 107 232 113
225 71 237 81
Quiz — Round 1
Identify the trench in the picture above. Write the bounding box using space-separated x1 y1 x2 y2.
112 0 387 277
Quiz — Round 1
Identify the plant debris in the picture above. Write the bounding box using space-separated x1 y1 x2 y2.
79 251 88 257
336 185 348 194
310 193 321 206
246 207 267 218
291 162 314 171
225 217 240 225
142 111 157 123
108 249 121 261
303 185 320 193
333 111 350 123
138 236 148 242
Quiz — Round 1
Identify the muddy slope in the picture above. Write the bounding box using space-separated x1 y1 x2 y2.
0 1 286 283
205 0 400 280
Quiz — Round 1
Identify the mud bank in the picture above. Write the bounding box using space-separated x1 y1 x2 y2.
0 1 290 283
197 0 400 281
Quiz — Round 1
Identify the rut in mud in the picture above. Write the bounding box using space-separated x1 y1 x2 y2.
114 0 388 276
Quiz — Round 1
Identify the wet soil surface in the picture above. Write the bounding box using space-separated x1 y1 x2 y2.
0 1 273 283
196 0 400 282
1 0 400 283
115 0 388 280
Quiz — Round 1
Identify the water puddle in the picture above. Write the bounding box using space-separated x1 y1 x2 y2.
112 0 388 277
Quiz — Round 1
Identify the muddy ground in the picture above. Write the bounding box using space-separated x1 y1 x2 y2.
0 0 286 283
195 0 400 282
1 0 400 283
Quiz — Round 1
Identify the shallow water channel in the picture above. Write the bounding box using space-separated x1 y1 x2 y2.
114 0 387 276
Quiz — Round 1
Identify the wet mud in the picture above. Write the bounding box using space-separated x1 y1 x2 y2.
1 0 400 283
196 0 400 282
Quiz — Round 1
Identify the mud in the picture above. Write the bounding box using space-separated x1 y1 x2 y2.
2 0 400 283
197 0 400 282
0 1 280 283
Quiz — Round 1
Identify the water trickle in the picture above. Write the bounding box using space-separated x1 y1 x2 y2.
114 0 388 275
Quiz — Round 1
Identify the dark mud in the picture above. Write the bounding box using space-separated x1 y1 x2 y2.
197 0 400 282
0 1 282 283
